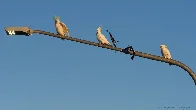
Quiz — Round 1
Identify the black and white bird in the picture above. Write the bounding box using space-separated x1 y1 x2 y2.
106 30 119 48
127 45 135 60
122 45 135 60
106 30 119 53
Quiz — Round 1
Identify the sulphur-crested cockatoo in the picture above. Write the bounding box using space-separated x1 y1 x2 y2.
96 26 111 46
160 45 172 66
53 16 70 40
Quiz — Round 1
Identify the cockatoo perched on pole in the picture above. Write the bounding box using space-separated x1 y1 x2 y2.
96 26 111 46
160 45 172 66
53 16 70 40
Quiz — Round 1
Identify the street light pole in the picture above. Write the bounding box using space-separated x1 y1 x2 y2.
4 27 196 86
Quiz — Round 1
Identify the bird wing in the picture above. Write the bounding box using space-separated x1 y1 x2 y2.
165 48 172 59
100 34 110 45
60 22 69 34
96 34 102 42
162 48 172 59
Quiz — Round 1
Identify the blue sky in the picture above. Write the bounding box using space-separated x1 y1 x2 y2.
0 0 196 110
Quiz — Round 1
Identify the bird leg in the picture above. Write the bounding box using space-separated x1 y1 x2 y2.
56 33 65 40
165 57 172 66
98 42 102 45
66 33 70 37
61 35 67 40
168 59 172 66
103 43 109 46
106 43 112 47
61 36 65 40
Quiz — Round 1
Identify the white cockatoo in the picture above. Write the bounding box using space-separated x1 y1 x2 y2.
96 26 111 46
160 45 172 66
53 16 70 40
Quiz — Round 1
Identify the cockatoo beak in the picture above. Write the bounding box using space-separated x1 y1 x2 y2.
53 16 56 20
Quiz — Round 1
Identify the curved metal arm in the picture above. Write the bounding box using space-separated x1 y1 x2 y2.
30 30 196 85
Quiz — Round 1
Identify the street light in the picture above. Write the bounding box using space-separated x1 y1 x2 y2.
4 27 33 36
3 28 196 85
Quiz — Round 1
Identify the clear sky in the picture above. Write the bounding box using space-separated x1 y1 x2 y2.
0 0 196 110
